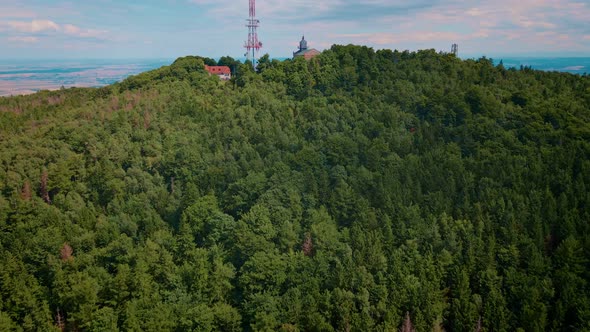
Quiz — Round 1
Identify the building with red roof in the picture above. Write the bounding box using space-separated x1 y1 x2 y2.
205 65 232 81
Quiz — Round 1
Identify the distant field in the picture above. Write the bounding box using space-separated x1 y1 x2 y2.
493 57 589 75
0 59 171 97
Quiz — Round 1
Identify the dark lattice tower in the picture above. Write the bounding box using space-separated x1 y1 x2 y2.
451 43 458 56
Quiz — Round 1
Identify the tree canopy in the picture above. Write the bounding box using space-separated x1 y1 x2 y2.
0 45 589 331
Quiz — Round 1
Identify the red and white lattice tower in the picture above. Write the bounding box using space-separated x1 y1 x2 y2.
244 0 262 69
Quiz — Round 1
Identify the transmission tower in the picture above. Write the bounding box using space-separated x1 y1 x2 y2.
244 0 262 69
451 43 458 56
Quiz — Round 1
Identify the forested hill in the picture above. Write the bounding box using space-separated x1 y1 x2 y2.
0 45 589 332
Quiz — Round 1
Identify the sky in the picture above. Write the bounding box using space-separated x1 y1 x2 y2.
1 0 589 60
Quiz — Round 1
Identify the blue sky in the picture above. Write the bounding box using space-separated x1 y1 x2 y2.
1 0 589 59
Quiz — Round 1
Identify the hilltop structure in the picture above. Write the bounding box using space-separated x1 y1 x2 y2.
244 0 262 69
204 65 231 81
293 36 320 60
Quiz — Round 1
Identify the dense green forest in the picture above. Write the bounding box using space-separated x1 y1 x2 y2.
0 46 589 332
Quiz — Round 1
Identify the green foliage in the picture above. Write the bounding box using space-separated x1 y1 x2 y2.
218 56 239 69
1 46 589 331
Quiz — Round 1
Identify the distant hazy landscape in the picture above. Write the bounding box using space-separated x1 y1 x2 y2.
497 57 589 75
0 59 171 96
0 56 588 97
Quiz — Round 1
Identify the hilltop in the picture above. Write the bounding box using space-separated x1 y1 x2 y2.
0 45 589 331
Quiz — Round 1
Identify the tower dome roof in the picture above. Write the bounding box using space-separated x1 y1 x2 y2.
299 36 308 50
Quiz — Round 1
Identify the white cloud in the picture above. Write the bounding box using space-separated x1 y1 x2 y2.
62 24 80 34
189 0 590 48
2 19 60 33
62 23 107 38
31 19 60 32
8 36 38 43
328 0 589 54
189 0 342 22
0 6 36 19
332 29 490 46
0 19 107 39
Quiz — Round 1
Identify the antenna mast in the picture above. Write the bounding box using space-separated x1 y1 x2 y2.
244 0 262 70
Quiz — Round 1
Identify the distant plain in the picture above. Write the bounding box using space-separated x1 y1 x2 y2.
0 59 171 97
